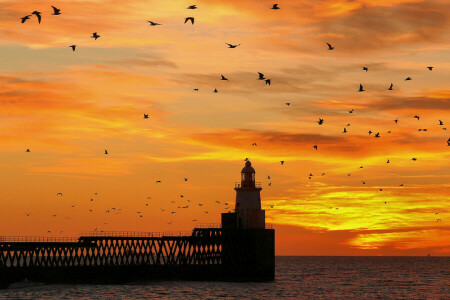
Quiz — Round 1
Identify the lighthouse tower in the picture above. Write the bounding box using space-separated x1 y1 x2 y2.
222 160 265 229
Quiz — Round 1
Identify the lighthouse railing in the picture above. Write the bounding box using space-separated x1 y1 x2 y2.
235 182 262 188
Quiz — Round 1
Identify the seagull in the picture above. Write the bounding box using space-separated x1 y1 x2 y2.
427 66 433 71
271 4 280 10
226 43 240 48
56 193 63 196
387 159 390 164
156 180 161 183
185 17 195 24
447 138 450 146
220 74 228 80
280 161 284 165
265 79 271 85
32 11 42 23
313 145 318 150
258 72 265 80
21 15 31 23
26 149 31 152
69 45 76 51
318 118 324 125
368 130 372 135
414 115 420 120
252 143 257 146
193 88 199 91
285 103 290 106
438 120 444 125
187 5 197 9
213 88 218 93
268 176 271 179
104 150 108 154
388 83 393 90
394 119 398 123
148 21 162 26
268 182 271 186
184 178 188 181
358 84 365 92
412 158 417 161
91 32 100 40
375 132 380 138
144 114 149 119
343 128 347 133
362 67 368 72
51 6 61 15
405 77 412 81
326 43 334 50
349 109 354 113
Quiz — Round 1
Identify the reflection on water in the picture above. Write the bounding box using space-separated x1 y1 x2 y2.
1 257 449 299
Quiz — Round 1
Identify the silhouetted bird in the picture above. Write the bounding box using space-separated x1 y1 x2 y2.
257 72 265 80
185 17 195 24
358 84 364 92
414 115 420 120
343 128 347 133
375 132 380 138
69 45 76 51
91 32 100 40
144 114 149 119
51 6 61 15
252 143 257 146
156 180 161 183
104 150 108 154
21 15 31 23
280 161 284 165
412 158 417 161
285 103 290 106
349 109 354 113
226 43 240 48
313 145 318 150
213 88 218 93
447 138 450 146
148 21 162 26
387 159 390 164
265 79 271 85
26 213 31 216
268 182 271 186
56 193 62 196
326 43 334 50
187 5 197 9
405 77 412 81
184 178 188 181
362 67 368 72
368 130 372 135
318 118 324 125
271 4 280 10
193 88 199 91
438 120 444 125
394 119 398 123
427 66 433 71
32 11 42 23
26 149 30 152
388 83 393 90
220 74 228 80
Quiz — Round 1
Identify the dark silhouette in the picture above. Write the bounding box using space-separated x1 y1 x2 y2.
427 66 433 71
362 67 368 72
51 6 61 15
69 45 76 51
104 150 108 154
220 74 228 80
271 4 280 10
91 32 100 40
226 43 240 48
388 83 393 90
21 15 31 23
148 21 162 26
405 77 412 81
185 17 195 24
187 5 197 9
318 118 324 125
31 11 42 23
326 43 334 50
214 88 218 93
144 114 149 119
258 72 265 80
358 84 364 92
265 79 271 85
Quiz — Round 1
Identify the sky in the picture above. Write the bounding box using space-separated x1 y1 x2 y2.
0 0 449 256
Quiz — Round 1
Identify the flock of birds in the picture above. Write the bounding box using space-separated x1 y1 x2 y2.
16 3 448 233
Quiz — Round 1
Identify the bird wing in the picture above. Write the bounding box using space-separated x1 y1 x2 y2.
36 14 41 23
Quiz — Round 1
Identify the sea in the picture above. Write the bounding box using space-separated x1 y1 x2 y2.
1 256 449 299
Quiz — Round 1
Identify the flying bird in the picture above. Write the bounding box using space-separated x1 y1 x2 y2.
148 21 162 26
257 72 265 80
326 43 334 50
394 119 398 123
26 149 31 152
104 150 108 154
358 84 364 92
447 138 450 146
427 66 433 71
91 32 100 40
438 120 444 125
343 128 347 133
21 15 31 23
265 79 271 85
51 6 61 15
220 74 228 80
388 83 393 90
285 103 290 106
362 67 368 72
349 109 354 113
280 161 284 165
69 45 76 51
375 132 380 138
32 11 42 23
368 130 373 135
387 159 390 164
252 143 257 146
56 193 62 196
414 115 420 120
271 4 280 10
185 17 195 24
318 118 324 125
313 145 318 150
187 5 197 9
405 77 412 81
412 158 417 161
226 43 240 48
144 114 149 119
213 88 218 93
156 180 161 183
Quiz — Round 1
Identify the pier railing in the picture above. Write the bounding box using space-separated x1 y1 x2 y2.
0 236 79 243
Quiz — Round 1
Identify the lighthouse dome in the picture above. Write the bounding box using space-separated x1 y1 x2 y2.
241 160 255 174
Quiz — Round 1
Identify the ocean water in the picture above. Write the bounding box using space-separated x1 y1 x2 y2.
1 256 449 299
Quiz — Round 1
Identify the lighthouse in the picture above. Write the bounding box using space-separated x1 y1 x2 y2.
222 160 265 229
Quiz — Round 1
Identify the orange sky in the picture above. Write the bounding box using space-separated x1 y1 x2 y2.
0 0 449 255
